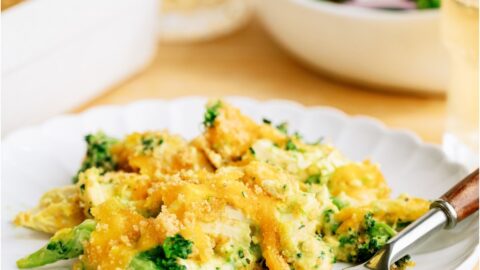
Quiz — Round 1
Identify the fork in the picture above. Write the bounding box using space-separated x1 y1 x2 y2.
344 168 479 270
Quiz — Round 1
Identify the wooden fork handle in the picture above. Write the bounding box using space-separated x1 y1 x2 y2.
441 168 479 222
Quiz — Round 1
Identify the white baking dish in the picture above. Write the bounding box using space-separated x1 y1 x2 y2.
2 0 158 135
255 0 449 94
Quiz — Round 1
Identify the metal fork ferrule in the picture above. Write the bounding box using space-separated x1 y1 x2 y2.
430 199 458 229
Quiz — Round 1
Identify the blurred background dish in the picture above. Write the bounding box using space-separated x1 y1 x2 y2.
255 0 449 94
312 0 440 10
441 0 478 170
1 0 24 10
158 0 253 42
1 0 158 134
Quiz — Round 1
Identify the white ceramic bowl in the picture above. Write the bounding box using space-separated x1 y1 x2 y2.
1 97 477 269
2 0 158 135
158 0 254 42
255 0 449 94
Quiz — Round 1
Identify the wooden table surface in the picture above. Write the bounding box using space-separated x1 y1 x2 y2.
76 18 446 144
75 17 478 269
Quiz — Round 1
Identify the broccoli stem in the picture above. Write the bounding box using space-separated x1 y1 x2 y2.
127 256 158 270
17 219 96 269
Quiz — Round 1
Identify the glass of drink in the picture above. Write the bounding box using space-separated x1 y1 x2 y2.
441 0 479 168
158 0 252 42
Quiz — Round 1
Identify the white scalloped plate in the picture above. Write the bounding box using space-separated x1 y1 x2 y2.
2 97 478 270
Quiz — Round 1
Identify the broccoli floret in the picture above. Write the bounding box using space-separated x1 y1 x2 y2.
203 101 222 128
128 234 193 270
394 254 412 270
17 219 96 268
130 246 182 270
332 197 348 210
285 139 298 151
353 213 395 263
339 233 357 247
73 132 118 183
305 174 321 185
365 213 396 237
163 234 193 259
249 232 265 266
336 213 396 264
394 220 412 231
140 136 164 154
321 209 340 236
323 209 335 223
276 122 288 134
356 238 384 263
